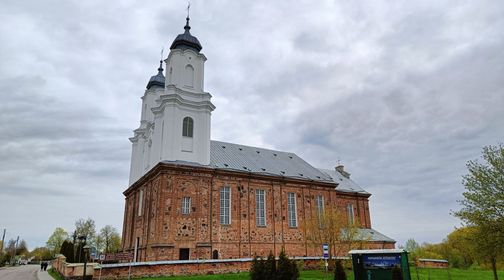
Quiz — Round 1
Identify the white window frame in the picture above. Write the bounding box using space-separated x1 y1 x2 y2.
316 195 324 226
347 203 355 225
182 117 194 138
287 192 298 228
138 189 144 217
220 186 231 225
255 189 266 227
182 197 191 215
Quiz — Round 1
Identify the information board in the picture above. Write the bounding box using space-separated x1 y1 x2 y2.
363 254 401 269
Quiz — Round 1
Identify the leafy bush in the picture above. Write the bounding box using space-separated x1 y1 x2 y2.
249 250 299 280
276 250 299 280
59 240 75 263
333 260 346 280
250 256 266 280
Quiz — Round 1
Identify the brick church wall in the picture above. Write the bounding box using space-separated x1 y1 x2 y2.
122 163 391 262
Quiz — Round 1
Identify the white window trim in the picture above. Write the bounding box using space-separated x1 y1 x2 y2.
347 203 355 225
138 189 144 217
316 195 324 227
220 186 231 225
182 197 191 215
255 189 266 227
288 192 298 228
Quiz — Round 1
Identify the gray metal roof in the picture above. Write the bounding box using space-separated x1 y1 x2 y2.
318 168 369 194
210 140 334 183
170 18 202 52
358 228 396 243
146 61 165 89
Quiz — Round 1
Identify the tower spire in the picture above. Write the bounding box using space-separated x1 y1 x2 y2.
158 48 164 72
185 2 191 32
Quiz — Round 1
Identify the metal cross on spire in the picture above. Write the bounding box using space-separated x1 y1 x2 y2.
187 1 191 18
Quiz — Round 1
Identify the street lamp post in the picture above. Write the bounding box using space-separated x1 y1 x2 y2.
83 245 90 280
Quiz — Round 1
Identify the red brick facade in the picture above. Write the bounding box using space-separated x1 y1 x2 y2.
121 162 393 262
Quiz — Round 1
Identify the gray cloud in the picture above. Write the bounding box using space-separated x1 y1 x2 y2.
0 0 503 249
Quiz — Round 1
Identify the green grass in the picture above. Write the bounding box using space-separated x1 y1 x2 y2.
135 267 504 280
412 267 504 280
48 267 65 280
135 270 353 280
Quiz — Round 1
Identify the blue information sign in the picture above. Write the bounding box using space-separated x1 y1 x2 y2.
322 244 329 259
363 254 401 269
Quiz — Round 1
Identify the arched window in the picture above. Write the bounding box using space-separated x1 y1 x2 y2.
184 65 194 87
212 250 219 259
182 117 193 137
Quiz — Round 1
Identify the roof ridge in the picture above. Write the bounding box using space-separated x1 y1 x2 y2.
210 140 295 155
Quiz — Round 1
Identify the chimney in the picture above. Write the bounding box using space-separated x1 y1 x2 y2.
335 165 350 179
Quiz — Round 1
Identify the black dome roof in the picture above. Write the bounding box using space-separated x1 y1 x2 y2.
170 17 202 53
146 61 165 90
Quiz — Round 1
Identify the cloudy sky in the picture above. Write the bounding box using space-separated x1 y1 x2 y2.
1 0 503 250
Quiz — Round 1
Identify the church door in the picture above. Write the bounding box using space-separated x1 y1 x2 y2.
179 248 190 260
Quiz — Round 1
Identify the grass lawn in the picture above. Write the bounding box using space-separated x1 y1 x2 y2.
48 267 65 280
135 270 353 280
135 267 504 280
412 267 504 280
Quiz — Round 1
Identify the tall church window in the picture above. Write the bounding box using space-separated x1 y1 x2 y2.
347 203 355 225
220 186 231 225
287 192 297 228
316 195 324 226
182 197 191 215
184 64 194 87
255 189 266 226
138 189 144 216
182 117 194 137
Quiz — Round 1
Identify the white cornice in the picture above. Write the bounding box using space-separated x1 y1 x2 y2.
152 94 215 114
166 49 207 61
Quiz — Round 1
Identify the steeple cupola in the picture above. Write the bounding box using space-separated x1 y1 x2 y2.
146 60 165 89
169 17 202 52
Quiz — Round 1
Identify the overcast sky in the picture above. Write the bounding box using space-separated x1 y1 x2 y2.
1 0 503 250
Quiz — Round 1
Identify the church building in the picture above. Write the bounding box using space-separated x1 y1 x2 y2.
121 16 395 262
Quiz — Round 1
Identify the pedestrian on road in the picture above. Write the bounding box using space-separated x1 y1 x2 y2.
43 261 48 271
40 261 44 271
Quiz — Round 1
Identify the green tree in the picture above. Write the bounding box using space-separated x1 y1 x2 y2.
74 218 96 248
444 227 476 268
265 251 277 278
250 256 266 280
404 239 419 253
96 225 121 253
276 249 299 280
46 227 69 254
305 208 367 259
59 240 75 262
16 240 28 256
30 247 52 261
454 144 504 280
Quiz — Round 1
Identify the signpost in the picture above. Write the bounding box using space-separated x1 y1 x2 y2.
323 243 329 279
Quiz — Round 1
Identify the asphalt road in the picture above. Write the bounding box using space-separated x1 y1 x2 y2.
0 264 40 280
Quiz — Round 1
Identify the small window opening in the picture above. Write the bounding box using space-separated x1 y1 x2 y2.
182 117 193 137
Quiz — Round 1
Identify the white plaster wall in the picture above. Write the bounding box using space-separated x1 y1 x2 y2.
165 49 206 93
129 48 213 186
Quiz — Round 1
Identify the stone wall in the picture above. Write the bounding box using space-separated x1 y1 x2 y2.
52 255 96 280
95 257 330 279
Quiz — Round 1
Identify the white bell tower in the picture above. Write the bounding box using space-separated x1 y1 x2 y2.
128 17 215 185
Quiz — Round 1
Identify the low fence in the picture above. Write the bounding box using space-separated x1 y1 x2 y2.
52 255 97 280
54 255 347 279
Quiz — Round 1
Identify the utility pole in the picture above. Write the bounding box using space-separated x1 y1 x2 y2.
10 235 19 265
0 229 5 253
